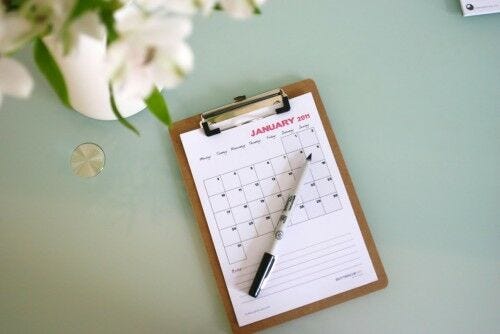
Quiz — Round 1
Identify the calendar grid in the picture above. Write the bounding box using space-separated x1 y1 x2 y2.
203 178 237 265
204 127 343 264
221 172 248 262
217 190 340 248
203 142 326 198
209 173 335 215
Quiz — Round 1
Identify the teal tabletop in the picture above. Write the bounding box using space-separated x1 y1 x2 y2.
1 1 499 333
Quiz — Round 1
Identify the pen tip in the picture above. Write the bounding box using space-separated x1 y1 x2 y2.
306 153 312 161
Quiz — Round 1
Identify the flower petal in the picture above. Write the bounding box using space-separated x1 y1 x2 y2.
70 12 106 41
151 42 193 88
136 0 198 14
171 42 194 73
143 16 192 41
115 5 145 34
0 57 34 98
220 0 267 19
0 14 33 54
114 62 155 99
198 0 218 15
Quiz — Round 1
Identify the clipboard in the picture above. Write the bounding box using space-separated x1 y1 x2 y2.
169 79 388 333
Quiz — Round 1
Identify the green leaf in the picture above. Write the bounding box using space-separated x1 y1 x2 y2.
144 87 172 128
4 0 24 11
68 0 122 20
251 0 261 14
213 1 261 14
99 5 120 45
108 85 140 136
68 0 102 20
99 0 123 45
33 38 71 108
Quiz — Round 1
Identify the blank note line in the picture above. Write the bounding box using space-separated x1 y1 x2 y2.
237 253 359 289
234 239 354 281
279 240 354 265
233 233 352 278
234 243 355 284
280 233 351 258
262 258 360 290
242 263 362 303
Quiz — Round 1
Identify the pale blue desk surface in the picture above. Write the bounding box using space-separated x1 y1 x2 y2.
1 1 499 333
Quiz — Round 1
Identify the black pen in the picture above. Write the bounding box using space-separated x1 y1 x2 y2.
248 153 313 298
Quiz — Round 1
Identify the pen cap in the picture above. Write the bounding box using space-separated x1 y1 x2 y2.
248 252 275 298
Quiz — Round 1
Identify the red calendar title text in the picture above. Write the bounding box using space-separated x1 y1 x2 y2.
250 117 295 137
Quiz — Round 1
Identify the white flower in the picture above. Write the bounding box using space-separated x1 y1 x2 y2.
219 0 267 19
132 0 267 18
1 0 81 54
107 7 194 99
62 11 106 53
134 0 216 15
18 0 76 35
0 57 34 107
0 6 34 54
70 11 105 40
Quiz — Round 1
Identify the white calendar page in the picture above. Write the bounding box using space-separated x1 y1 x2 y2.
180 93 378 326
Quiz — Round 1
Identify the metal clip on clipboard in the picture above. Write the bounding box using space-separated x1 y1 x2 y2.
200 88 290 136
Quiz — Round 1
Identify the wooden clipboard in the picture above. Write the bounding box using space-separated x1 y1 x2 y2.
169 79 388 333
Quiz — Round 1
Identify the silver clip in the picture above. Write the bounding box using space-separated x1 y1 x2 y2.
200 88 290 136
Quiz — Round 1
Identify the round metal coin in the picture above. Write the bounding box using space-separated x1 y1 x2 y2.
70 143 105 178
